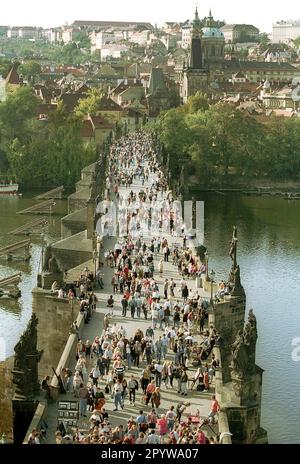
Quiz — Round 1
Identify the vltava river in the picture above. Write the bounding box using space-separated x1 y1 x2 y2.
194 192 300 444
0 193 67 362
0 191 299 443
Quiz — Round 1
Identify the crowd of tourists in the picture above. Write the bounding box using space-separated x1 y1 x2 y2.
48 132 222 445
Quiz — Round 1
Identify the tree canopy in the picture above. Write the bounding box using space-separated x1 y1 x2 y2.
75 88 105 117
0 86 97 188
18 61 41 82
152 95 300 188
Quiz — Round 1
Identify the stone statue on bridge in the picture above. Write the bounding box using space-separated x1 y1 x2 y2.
230 310 258 380
43 245 60 274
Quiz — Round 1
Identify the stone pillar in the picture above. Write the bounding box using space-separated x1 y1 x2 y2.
12 399 38 444
32 288 80 379
224 366 268 444
0 361 14 440
87 196 95 240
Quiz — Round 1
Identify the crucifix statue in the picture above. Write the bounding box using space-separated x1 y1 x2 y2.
229 226 238 267
228 226 238 284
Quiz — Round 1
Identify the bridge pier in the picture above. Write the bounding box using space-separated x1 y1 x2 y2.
0 239 31 262
0 273 22 299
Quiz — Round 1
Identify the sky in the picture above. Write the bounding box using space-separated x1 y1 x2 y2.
1 0 300 33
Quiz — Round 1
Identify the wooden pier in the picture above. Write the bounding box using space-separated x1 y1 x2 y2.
9 218 48 236
17 199 56 215
0 273 22 298
0 239 31 261
35 186 64 200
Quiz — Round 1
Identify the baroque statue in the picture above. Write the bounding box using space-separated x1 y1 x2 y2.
230 310 258 380
42 245 60 274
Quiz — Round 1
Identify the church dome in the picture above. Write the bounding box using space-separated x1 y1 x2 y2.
202 27 224 39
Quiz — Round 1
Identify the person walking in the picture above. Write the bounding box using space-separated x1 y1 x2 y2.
113 381 124 411
208 395 220 424
163 279 169 299
121 296 128 317
78 384 89 417
128 375 139 406
145 380 155 406
166 406 176 431
158 260 163 275
151 387 161 412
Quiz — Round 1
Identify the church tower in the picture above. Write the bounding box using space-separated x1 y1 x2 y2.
202 9 225 68
181 8 209 103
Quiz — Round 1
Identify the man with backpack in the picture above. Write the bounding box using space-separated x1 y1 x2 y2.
128 375 139 405
136 410 148 433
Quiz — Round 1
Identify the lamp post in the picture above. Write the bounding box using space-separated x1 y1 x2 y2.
93 249 99 278
205 251 209 281
210 269 216 307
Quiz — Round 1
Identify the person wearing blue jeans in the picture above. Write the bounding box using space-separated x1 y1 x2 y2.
113 382 124 411
78 384 89 417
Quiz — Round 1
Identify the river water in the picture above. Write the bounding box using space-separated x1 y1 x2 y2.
0 191 299 443
193 192 300 444
0 193 67 362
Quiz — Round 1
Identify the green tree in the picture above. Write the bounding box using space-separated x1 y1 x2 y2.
293 36 300 48
156 108 192 178
258 33 271 52
0 85 38 142
0 58 12 78
18 61 41 83
72 31 91 49
183 91 209 113
2 95 97 188
75 88 104 117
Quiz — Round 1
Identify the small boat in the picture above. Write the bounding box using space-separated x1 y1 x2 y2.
0 180 19 195
284 193 300 200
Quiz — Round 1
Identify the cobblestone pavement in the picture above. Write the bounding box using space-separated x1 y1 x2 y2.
44 169 218 443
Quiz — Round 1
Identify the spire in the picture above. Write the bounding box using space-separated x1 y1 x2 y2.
192 6 202 38
190 6 203 69
206 8 215 27
5 64 20 85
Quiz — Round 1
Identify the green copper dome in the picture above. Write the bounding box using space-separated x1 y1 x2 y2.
202 27 224 39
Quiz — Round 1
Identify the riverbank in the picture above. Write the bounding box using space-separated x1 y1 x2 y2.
0 357 14 440
188 176 300 195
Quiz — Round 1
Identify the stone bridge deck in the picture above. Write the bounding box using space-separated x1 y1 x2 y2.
43 173 218 443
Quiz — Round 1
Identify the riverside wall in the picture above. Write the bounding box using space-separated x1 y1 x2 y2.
33 152 107 382
0 359 14 441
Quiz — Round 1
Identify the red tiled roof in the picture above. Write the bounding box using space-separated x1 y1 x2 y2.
98 97 122 111
5 65 20 85
81 120 94 137
73 20 154 29
60 93 82 112
36 103 57 117
89 115 114 129
110 82 129 95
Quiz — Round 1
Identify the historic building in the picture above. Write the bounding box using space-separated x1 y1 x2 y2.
221 24 259 43
146 67 173 116
178 8 299 103
201 11 225 68
272 20 300 44
179 8 209 103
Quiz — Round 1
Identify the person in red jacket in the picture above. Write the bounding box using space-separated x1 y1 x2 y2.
208 395 220 424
